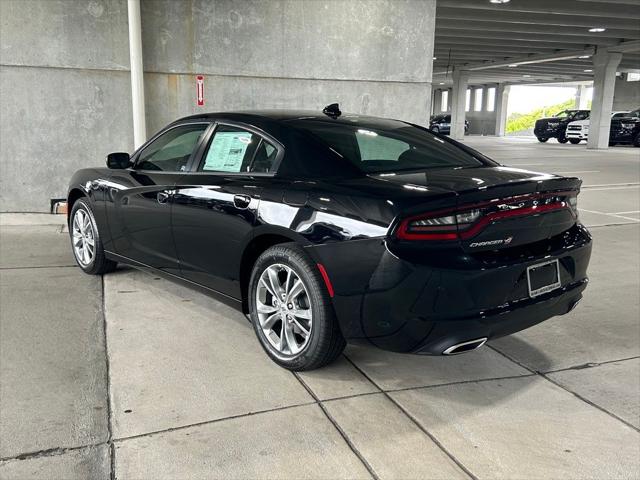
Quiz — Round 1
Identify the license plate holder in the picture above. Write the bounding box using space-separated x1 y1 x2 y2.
527 259 561 298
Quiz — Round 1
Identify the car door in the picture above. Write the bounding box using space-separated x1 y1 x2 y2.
105 122 210 275
172 122 283 298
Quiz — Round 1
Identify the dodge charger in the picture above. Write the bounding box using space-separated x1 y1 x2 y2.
67 105 592 370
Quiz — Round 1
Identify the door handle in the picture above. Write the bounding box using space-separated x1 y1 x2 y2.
233 194 251 209
157 191 171 204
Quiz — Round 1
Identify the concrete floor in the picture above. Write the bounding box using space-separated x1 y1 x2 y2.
1 136 639 480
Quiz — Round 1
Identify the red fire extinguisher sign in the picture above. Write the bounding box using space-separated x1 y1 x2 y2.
196 75 204 106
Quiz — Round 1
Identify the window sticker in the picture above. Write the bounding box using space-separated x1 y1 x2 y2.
203 131 253 172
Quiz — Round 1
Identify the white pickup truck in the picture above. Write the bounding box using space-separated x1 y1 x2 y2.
566 111 629 144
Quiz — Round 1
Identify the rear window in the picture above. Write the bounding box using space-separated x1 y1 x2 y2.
290 121 483 174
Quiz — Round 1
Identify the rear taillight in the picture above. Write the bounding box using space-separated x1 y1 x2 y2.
395 190 578 241
397 209 482 240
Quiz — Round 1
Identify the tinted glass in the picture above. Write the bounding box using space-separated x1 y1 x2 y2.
200 125 278 173
251 139 279 173
136 124 208 171
573 111 589 121
292 121 484 174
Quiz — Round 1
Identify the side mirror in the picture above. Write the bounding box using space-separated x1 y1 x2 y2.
106 152 131 169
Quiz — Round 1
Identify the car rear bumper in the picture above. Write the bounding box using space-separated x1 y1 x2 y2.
306 224 592 354
410 279 586 354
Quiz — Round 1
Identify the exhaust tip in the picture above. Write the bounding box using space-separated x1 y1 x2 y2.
568 298 581 313
443 337 488 355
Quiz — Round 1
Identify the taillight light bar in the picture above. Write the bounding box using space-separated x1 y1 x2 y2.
395 190 578 241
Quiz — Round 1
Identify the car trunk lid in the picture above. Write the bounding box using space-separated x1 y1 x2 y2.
380 166 581 251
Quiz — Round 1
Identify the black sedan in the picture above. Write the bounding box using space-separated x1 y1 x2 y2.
68 106 592 370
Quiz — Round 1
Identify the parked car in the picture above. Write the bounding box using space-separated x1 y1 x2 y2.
429 113 469 135
534 109 590 143
566 111 629 144
67 106 592 370
609 107 640 147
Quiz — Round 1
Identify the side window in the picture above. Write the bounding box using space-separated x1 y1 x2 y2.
574 111 589 121
200 125 278 173
251 139 279 173
355 130 410 162
136 124 208 171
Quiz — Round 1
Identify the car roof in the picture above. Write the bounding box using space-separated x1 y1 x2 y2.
173 110 409 128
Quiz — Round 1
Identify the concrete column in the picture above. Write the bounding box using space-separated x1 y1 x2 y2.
432 89 441 115
494 84 510 136
127 0 146 149
575 84 589 109
480 85 489 112
425 84 433 120
587 49 622 149
450 69 469 140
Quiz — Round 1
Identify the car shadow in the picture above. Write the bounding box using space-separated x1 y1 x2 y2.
489 335 554 373
106 264 251 329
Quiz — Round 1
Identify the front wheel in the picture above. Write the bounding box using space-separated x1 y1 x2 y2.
248 244 345 371
569 138 581 144
431 126 440 134
557 135 569 144
70 198 117 275
537 137 548 143
634 133 640 147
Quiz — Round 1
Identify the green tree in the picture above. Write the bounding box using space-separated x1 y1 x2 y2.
506 98 578 134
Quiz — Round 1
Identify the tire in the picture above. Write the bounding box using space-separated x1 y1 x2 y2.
537 137 548 143
569 139 581 144
634 133 640 147
609 142 617 147
248 243 345 371
69 198 117 275
431 126 440 134
557 135 569 144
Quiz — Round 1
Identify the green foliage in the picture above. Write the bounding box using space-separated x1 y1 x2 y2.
506 98 577 134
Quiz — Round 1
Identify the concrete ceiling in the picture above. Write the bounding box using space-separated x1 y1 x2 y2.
433 0 640 87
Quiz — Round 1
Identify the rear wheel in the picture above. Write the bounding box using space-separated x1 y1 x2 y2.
557 135 569 144
537 137 548 143
569 138 581 144
248 244 345 371
634 133 640 147
70 199 117 275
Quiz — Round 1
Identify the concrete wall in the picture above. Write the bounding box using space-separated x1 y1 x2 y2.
1 0 436 212
613 75 640 111
1 0 134 212
141 0 436 135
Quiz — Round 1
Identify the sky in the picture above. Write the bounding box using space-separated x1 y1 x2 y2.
507 85 593 116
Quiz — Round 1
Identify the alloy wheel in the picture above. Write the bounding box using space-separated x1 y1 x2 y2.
256 264 313 356
72 208 95 266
